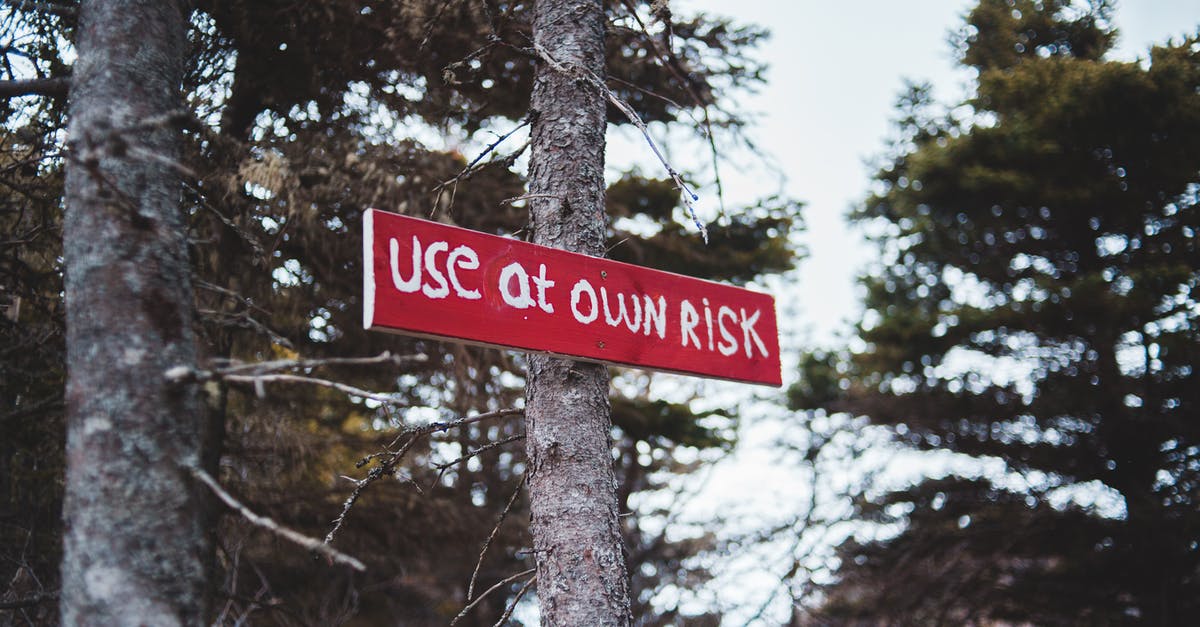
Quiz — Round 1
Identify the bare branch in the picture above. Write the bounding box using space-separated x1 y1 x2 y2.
501 193 561 206
167 352 429 403
468 475 526 600
6 1 77 18
492 574 536 627
213 350 428 375
616 0 729 218
530 39 708 242
392 408 524 446
325 432 425 544
451 568 536 625
434 433 525 477
188 466 367 572
0 77 68 100
419 0 469 50
0 590 58 610
185 181 270 264
196 308 295 349
221 372 400 402
431 117 532 216
326 408 524 544
194 279 272 317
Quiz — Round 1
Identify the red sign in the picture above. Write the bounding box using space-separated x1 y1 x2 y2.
363 209 782 386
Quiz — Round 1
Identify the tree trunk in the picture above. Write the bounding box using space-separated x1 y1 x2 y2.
523 0 633 624
60 1 210 625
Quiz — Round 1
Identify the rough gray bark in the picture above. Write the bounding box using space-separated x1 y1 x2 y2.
60 1 210 625
524 0 633 624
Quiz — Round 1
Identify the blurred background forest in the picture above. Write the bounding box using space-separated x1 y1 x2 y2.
2 0 1198 625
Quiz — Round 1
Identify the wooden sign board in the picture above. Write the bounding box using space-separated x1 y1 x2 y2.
363 209 782 386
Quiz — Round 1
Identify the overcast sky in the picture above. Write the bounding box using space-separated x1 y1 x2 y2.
668 0 1200 350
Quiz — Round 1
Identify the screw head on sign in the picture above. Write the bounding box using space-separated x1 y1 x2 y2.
597 341 606 349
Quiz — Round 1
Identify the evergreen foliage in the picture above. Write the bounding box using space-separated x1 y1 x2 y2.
804 0 1200 622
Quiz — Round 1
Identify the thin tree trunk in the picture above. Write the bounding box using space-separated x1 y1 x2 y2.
524 0 633 624
60 1 210 624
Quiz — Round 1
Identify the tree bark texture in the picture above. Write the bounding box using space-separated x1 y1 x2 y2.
60 1 210 625
524 0 633 624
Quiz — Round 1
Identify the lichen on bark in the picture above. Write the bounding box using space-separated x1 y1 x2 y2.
60 1 211 624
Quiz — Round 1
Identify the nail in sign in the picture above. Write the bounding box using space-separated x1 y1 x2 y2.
363 209 782 386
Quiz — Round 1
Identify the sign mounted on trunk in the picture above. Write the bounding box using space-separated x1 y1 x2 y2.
363 209 782 386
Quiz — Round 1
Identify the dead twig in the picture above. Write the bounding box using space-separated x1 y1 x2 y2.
325 408 524 545
419 0 468 50
431 117 532 216
0 590 58 610
195 308 294 349
188 466 367 572
530 39 708 242
0 76 68 99
434 433 526 482
492 574 536 627
617 0 729 219
213 350 427 375
194 279 272 317
467 475 526 600
165 351 427 403
326 434 425 544
501 193 560 206
450 568 536 626
168 366 402 404
221 372 397 402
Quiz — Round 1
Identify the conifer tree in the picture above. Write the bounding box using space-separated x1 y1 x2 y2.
806 1 1200 623
1 1 799 622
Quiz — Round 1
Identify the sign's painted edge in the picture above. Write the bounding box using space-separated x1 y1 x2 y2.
362 209 377 330
364 323 783 387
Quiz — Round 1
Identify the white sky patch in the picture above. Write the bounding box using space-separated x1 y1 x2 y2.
1046 480 1128 519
